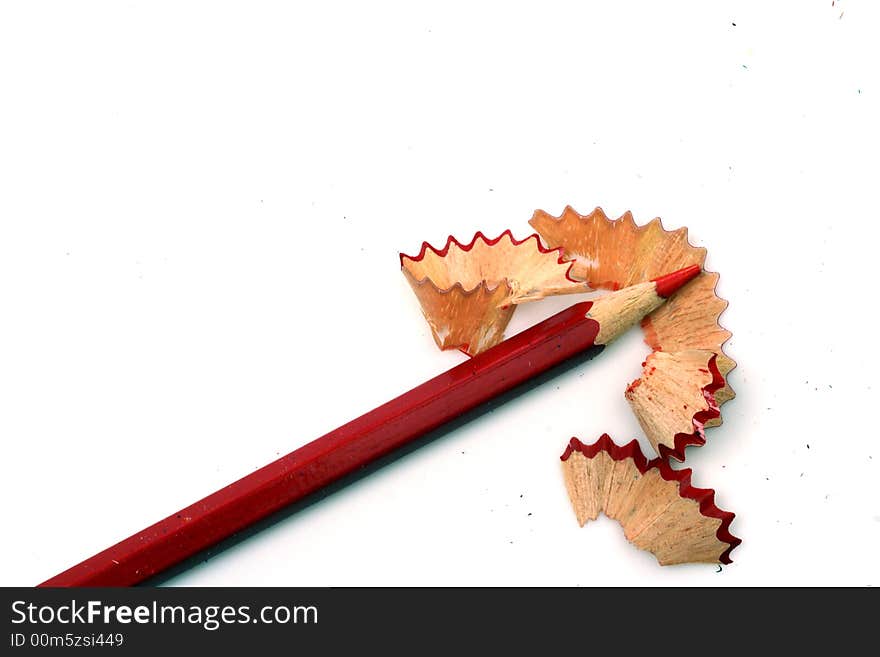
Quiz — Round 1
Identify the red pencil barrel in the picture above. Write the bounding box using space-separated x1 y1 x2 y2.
40 301 601 587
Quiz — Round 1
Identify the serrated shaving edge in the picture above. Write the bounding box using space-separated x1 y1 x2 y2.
561 434 741 565
400 230 587 355
530 206 736 431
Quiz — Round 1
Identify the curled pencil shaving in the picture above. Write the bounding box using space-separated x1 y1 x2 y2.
400 230 587 355
529 205 735 420
641 270 735 412
529 206 707 288
625 350 723 462
561 435 741 565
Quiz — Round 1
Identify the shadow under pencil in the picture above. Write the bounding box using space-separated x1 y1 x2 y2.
144 343 604 586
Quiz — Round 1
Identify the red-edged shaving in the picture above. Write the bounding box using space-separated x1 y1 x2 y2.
529 205 736 425
400 230 587 355
561 434 741 565
625 350 725 462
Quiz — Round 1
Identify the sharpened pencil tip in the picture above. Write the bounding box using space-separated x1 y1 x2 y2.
652 264 702 298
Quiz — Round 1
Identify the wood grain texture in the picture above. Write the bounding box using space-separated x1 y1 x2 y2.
561 436 740 565
530 206 735 426
625 350 722 461
585 281 663 345
401 230 586 355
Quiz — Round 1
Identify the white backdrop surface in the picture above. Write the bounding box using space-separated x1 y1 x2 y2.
1 1 877 586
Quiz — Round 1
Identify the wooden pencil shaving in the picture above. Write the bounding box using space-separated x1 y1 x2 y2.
561 435 741 565
400 230 586 355
625 350 723 461
641 271 735 412
529 206 706 288
529 205 736 425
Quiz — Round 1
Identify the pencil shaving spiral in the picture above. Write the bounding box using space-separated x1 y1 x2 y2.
400 230 587 356
561 435 741 565
401 206 735 460
529 205 735 453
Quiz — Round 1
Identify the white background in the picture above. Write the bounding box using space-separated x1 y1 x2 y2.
1 1 877 586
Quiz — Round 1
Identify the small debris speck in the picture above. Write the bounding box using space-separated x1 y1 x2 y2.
716 565 723 573
742 64 748 70
806 444 810 449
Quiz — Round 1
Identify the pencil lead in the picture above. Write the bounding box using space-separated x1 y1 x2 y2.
652 264 702 298
586 265 701 346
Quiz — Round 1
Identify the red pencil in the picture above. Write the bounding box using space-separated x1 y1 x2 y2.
40 264 701 587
